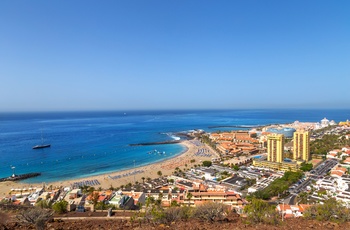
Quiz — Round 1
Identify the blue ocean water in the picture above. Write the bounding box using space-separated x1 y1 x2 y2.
0 109 349 183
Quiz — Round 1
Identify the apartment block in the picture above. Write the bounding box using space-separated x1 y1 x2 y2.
293 130 310 161
267 134 284 163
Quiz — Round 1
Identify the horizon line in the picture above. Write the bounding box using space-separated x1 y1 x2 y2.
1 107 350 113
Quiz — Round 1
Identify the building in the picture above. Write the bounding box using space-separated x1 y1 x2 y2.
339 120 350 127
266 127 296 138
252 159 299 172
252 133 299 172
293 130 310 161
267 134 284 163
321 117 330 128
183 189 244 209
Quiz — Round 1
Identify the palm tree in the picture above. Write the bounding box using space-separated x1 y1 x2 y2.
145 196 155 207
158 192 163 201
91 192 100 210
298 192 309 204
186 192 193 207
141 177 145 184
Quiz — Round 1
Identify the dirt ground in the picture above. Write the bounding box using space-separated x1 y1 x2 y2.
3 213 349 230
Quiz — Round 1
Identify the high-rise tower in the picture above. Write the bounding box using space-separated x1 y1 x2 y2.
267 133 284 163
293 130 310 161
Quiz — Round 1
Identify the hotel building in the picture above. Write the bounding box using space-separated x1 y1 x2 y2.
293 130 310 161
267 134 284 163
253 133 299 172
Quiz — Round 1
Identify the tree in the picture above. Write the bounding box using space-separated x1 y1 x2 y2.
244 198 280 225
158 192 164 201
141 177 145 184
17 208 54 230
304 198 350 223
298 192 309 204
232 165 240 171
91 192 100 209
157 171 162 177
300 162 313 172
171 200 179 207
186 192 193 207
52 200 68 214
193 202 227 222
95 201 108 210
146 196 155 207
202 161 212 167
36 199 51 209
80 185 94 195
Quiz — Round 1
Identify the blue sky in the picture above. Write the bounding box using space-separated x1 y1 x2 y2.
0 0 349 111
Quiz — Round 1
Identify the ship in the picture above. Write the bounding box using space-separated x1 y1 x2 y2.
32 131 51 149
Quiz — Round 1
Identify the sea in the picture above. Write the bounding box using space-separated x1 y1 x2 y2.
1 109 349 184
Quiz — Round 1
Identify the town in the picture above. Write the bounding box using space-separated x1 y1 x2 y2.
1 118 350 228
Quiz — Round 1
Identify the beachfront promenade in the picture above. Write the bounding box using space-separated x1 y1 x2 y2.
108 169 144 180
71 179 101 188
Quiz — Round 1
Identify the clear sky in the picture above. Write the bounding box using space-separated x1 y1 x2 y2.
0 0 349 111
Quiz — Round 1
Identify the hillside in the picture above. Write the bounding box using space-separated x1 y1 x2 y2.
2 214 348 230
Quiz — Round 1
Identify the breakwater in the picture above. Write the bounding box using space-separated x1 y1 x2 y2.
208 125 264 129
0 173 41 182
129 140 182 146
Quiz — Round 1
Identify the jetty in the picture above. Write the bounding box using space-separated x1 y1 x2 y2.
0 173 41 182
129 140 182 146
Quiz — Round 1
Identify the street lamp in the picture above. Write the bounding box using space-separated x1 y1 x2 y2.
279 199 285 222
133 160 136 184
11 166 16 177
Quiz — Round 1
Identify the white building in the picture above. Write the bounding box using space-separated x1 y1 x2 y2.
321 118 330 128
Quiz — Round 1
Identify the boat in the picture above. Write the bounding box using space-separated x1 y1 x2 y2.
33 144 51 149
32 131 51 149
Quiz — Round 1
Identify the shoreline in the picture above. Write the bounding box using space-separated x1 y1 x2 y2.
0 140 219 195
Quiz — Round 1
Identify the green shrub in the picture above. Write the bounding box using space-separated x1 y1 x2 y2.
17 208 53 230
52 200 68 214
193 202 228 222
303 198 350 223
35 199 51 209
244 198 280 225
202 161 212 167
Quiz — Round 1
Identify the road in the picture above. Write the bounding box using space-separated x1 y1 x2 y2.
283 158 338 205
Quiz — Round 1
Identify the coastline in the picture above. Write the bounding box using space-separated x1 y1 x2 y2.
0 140 219 195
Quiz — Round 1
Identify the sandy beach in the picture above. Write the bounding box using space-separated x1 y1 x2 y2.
0 140 219 196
